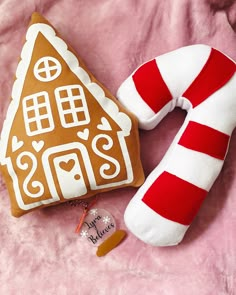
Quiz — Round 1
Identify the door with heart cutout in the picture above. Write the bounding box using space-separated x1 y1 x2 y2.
42 142 95 200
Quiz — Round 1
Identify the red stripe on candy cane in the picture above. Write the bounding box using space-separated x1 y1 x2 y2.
132 59 172 113
178 121 230 160
183 48 236 108
142 171 208 225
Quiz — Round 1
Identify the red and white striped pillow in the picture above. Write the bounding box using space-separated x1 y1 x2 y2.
117 44 236 246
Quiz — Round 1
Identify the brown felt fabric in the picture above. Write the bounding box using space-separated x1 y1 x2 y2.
0 13 144 217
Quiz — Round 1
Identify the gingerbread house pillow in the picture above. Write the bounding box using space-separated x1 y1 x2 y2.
0 13 144 217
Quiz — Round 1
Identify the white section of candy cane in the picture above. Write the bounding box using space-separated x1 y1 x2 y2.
117 44 236 246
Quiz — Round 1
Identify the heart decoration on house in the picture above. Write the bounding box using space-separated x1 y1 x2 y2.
12 136 24 152
59 159 75 172
32 140 44 152
77 128 89 140
97 117 112 131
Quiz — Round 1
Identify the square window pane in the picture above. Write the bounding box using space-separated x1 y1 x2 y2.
27 110 35 119
59 90 68 98
74 98 83 108
29 121 37 132
26 99 34 107
64 113 74 124
72 87 80 96
77 111 86 122
37 95 46 104
62 101 71 110
39 107 48 115
41 119 50 129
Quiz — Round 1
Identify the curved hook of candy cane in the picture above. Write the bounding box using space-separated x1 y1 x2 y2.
117 44 236 246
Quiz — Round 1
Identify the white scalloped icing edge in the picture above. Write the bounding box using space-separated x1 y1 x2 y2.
0 23 132 162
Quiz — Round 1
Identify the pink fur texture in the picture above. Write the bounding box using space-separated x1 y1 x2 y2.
0 0 235 294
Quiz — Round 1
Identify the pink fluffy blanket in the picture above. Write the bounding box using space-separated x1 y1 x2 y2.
0 0 236 294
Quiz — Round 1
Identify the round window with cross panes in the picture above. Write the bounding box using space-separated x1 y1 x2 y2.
34 56 62 82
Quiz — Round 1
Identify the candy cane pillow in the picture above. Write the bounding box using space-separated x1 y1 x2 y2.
0 13 144 217
117 44 236 246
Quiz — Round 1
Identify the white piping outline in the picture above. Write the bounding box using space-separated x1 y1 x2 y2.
0 23 134 211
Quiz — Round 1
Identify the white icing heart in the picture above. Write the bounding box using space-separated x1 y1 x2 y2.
97 117 112 131
32 140 44 152
77 128 89 140
12 136 24 152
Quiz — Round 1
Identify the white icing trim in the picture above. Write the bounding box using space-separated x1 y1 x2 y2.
3 157 59 211
0 23 131 162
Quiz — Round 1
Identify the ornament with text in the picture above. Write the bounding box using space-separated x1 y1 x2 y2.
79 208 126 256
80 208 116 246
